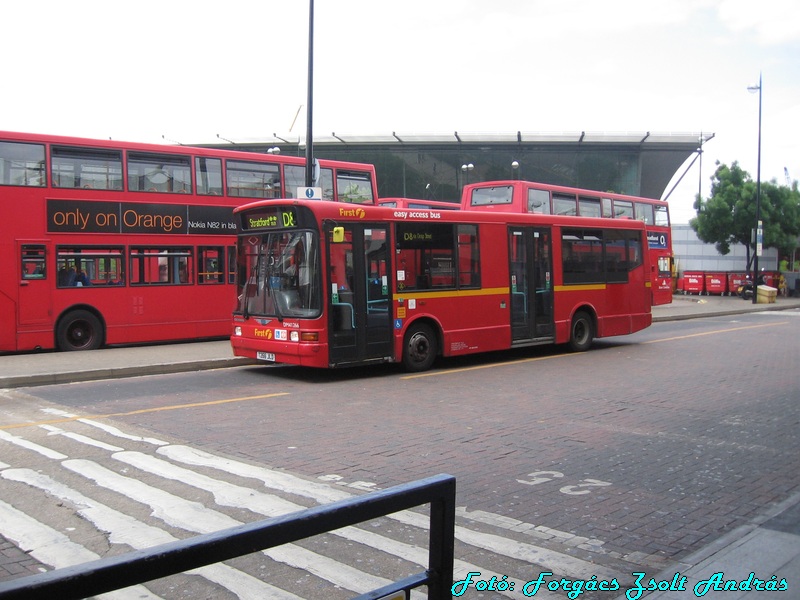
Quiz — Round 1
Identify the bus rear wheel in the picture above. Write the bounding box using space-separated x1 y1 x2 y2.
402 323 437 372
57 310 103 351
568 311 594 352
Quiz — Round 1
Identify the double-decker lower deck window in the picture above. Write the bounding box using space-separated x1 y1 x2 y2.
21 245 46 279
198 246 224 284
130 247 192 285
57 247 124 287
0 141 45 186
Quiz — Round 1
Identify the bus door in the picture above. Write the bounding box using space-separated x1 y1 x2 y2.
17 242 51 326
508 227 553 341
327 223 392 365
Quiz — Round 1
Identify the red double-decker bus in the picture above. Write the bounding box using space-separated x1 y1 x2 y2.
0 131 378 352
461 180 674 305
377 198 459 211
231 199 652 371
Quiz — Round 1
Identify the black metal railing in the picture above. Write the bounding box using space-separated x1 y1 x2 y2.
0 473 456 600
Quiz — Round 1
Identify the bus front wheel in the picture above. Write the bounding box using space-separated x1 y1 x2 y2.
57 310 103 351
402 323 437 372
568 311 594 352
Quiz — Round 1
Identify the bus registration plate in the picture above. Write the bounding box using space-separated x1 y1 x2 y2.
257 352 276 362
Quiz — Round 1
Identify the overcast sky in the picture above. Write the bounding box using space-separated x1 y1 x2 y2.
2 0 798 223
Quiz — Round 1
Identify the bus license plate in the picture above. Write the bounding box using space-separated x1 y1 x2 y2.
257 352 276 362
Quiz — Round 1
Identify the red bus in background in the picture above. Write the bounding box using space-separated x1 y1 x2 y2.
0 130 378 352
461 180 674 305
378 198 459 211
231 200 652 371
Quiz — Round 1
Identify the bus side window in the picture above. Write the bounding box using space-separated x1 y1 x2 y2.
195 157 223 196
21 245 46 279
199 246 224 284
130 247 192 285
0 141 46 186
527 189 550 214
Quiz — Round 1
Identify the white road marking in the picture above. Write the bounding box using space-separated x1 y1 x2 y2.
0 498 162 600
1 468 302 600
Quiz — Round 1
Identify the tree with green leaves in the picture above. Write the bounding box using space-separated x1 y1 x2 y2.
691 161 800 271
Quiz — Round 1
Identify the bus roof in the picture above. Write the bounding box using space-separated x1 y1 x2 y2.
0 130 376 171
235 198 650 231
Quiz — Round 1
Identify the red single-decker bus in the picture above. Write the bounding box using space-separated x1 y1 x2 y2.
231 199 652 371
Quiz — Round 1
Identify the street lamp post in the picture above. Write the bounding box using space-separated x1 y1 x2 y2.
461 163 474 189
748 74 762 305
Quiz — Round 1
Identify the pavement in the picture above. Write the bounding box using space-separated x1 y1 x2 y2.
1 293 799 597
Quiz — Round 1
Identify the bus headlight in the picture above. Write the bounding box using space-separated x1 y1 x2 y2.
234 326 242 336
290 331 299 342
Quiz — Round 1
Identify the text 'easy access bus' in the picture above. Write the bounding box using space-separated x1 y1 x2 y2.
231 199 653 371
0 130 378 352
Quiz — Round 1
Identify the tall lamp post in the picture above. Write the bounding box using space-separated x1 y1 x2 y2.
748 74 762 305
461 163 474 190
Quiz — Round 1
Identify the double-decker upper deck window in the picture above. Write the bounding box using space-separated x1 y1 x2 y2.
336 170 374 204
227 160 280 198
613 200 633 219
635 202 655 225
527 189 550 214
52 146 123 190
284 165 335 200
471 185 512 206
553 193 578 216
195 157 223 195
128 152 191 193
578 196 602 218
654 204 670 227
0 141 45 186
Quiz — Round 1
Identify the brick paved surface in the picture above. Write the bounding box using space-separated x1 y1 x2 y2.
0 537 44 581
84 311 799 565
1 298 798 590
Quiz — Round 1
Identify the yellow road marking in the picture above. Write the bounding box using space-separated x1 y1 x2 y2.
642 321 787 344
0 392 290 431
401 352 581 379
402 321 787 379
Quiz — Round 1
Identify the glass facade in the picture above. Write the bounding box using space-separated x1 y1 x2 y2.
207 133 705 203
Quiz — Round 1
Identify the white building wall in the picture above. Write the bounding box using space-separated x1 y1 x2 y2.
672 224 779 274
